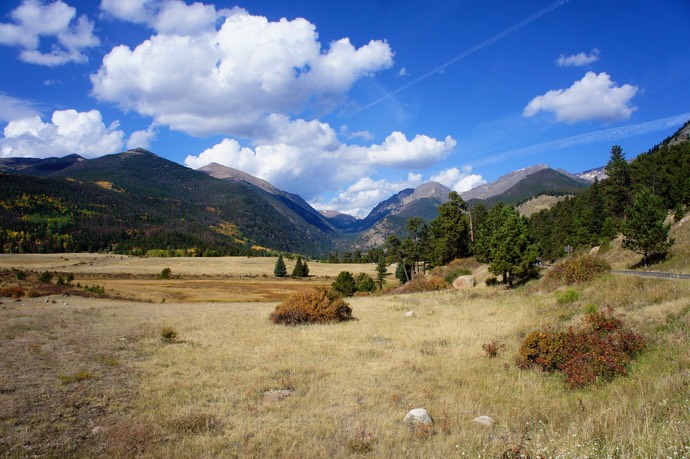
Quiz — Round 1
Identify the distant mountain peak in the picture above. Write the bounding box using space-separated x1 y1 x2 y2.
404 181 451 205
462 164 550 201
198 163 278 194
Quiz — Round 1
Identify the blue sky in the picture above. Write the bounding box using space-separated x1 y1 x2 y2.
1 0 689 217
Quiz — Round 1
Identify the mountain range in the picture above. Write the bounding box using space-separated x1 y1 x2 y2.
1 149 593 257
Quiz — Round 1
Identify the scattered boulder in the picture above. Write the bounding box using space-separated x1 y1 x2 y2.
404 310 415 318
452 275 475 289
403 408 433 426
590 246 600 256
472 415 494 427
262 388 295 402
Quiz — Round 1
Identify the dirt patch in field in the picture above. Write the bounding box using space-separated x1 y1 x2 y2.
0 297 159 457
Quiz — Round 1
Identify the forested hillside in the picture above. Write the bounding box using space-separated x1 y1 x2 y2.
530 123 690 260
0 150 336 256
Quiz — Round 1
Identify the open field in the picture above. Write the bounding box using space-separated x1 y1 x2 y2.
1 255 689 458
0 254 381 303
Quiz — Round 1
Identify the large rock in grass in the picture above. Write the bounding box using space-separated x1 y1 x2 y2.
403 408 433 426
452 275 475 289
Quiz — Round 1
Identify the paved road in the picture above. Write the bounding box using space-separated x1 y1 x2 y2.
611 269 690 280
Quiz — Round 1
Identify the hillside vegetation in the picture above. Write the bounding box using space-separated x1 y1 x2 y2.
0 150 335 257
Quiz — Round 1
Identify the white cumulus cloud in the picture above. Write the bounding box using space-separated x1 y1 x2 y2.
430 166 486 193
91 9 394 137
556 49 599 67
100 0 239 35
523 72 638 123
0 0 99 66
1 109 124 158
310 173 424 218
184 119 456 202
126 123 158 150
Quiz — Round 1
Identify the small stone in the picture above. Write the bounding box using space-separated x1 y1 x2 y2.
403 408 433 425
472 415 494 426
91 426 107 435
404 311 415 318
262 388 295 402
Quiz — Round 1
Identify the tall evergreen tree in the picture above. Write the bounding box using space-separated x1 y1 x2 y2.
603 145 632 219
375 255 388 289
291 256 304 277
622 188 674 266
274 254 287 277
428 191 471 266
488 209 539 288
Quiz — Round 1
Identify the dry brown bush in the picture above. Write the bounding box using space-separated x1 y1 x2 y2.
394 273 448 294
269 287 353 325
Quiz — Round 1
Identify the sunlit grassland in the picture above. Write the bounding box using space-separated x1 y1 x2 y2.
126 277 690 458
1 252 689 457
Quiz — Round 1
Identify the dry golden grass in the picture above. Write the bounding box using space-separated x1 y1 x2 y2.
0 254 381 303
1 254 689 457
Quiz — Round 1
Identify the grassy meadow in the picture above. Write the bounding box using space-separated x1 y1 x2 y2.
1 252 689 458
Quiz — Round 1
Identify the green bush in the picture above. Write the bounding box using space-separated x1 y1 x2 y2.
84 284 105 295
355 273 376 292
556 288 579 304
38 271 53 283
269 287 353 325
516 309 646 388
332 271 357 297
160 267 171 279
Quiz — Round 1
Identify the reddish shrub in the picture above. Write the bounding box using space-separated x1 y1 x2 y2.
270 287 353 325
0 286 25 298
482 340 506 358
516 309 645 388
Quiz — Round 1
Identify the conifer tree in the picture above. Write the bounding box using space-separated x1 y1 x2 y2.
488 211 539 288
332 271 356 296
603 145 632 219
291 256 303 277
375 255 388 289
622 188 674 266
428 191 471 265
274 254 287 277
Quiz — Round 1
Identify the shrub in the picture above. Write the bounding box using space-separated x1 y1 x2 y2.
38 271 53 283
0 286 25 298
482 340 505 358
516 309 646 388
160 326 179 343
556 288 579 304
13 268 26 280
160 267 171 279
332 271 357 297
543 255 610 289
270 287 353 325
355 273 376 293
395 274 448 294
84 284 105 295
